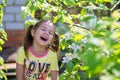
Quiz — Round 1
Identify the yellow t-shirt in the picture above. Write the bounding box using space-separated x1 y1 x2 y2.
16 47 59 80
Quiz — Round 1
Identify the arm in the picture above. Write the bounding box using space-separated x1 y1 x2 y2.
16 63 25 80
51 71 59 80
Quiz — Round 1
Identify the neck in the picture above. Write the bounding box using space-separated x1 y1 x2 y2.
31 44 47 55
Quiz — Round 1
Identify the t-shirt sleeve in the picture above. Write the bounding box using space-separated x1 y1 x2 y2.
16 46 26 65
50 51 59 71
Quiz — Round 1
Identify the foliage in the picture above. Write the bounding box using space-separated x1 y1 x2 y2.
22 0 120 80
0 0 7 80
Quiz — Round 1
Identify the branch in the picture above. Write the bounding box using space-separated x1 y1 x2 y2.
111 0 120 12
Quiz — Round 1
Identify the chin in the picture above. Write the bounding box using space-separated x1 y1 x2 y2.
39 43 48 47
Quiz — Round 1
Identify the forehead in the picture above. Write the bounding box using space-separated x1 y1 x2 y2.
39 21 55 30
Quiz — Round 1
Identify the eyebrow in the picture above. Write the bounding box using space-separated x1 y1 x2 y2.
40 26 55 32
40 26 46 28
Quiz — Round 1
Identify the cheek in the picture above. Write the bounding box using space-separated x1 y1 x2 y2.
34 32 41 40
35 30 41 36
49 36 54 42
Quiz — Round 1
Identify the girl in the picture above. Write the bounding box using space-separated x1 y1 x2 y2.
16 19 59 80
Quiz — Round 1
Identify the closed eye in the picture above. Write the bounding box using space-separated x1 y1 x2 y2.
40 28 46 31
49 31 53 35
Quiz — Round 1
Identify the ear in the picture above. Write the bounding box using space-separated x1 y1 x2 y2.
31 29 35 37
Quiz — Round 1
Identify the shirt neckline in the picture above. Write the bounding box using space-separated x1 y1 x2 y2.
29 47 49 58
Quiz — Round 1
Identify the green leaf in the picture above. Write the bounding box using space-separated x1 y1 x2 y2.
38 0 44 3
63 0 75 6
74 34 84 41
57 10 62 15
0 38 4 45
24 19 37 30
0 27 7 40
60 74 66 80
82 15 95 22
3 0 6 6
58 0 63 2
63 0 69 5
75 73 80 80
66 61 74 73
58 16 63 23
53 16 59 23
0 5 3 25
98 3 108 10
0 70 7 80
24 0 30 6
0 46 2 51
61 45 65 50
81 9 87 16
96 0 111 3
0 57 4 65
63 15 73 25
113 62 120 71
30 5 36 17
21 10 27 20
86 0 96 2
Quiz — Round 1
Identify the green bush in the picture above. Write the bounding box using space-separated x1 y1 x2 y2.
21 0 120 80
0 0 7 80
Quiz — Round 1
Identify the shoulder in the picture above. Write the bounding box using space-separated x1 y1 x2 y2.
18 46 24 51
16 46 26 65
48 49 57 57
17 46 25 56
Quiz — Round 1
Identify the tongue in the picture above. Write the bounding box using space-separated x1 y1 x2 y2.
41 37 47 41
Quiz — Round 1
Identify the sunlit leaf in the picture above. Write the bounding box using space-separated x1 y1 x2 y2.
24 19 37 30
74 34 84 41
0 70 7 80
114 77 120 80
80 66 89 70
63 15 73 25
81 9 87 16
115 31 120 38
99 32 106 37
30 5 36 17
62 45 65 50
21 7 29 20
63 0 75 6
75 73 80 80
112 43 120 49
53 16 59 23
100 40 105 46
117 58 120 64
92 30 98 35
112 22 119 29
112 10 120 20
114 49 120 55
103 0 111 2
0 38 4 45
0 5 3 25
88 72 91 78
0 46 2 51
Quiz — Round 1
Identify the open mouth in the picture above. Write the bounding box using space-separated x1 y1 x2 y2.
40 36 48 41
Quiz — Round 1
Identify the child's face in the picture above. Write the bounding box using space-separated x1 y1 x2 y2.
31 21 55 47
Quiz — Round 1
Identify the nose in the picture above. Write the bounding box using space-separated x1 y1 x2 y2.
45 30 49 35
